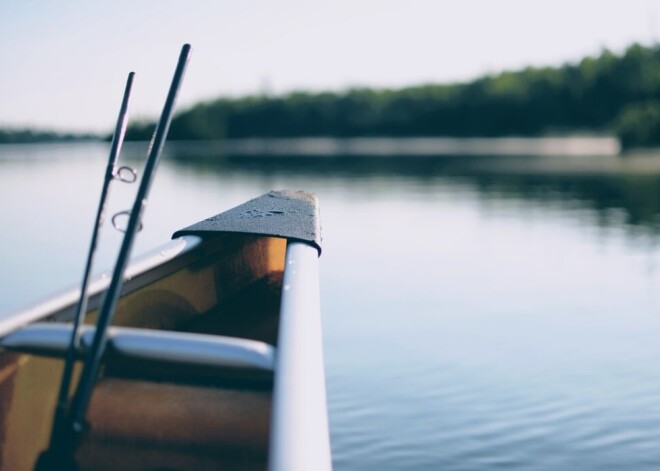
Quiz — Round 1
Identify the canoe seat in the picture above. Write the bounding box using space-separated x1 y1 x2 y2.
0 323 275 380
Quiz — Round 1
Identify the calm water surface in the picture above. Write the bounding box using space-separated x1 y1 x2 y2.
1 142 660 470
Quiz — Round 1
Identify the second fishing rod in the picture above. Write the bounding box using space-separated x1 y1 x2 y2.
35 43 192 471
69 42 192 441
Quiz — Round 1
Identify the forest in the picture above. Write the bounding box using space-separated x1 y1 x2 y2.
0 129 95 144
4 43 660 148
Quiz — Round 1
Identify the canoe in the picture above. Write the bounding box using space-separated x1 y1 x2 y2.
0 190 331 471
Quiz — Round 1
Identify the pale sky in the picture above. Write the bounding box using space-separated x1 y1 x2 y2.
1 0 659 133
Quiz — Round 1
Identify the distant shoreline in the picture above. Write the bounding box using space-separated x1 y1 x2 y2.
160 135 621 157
0 129 99 145
6 44 660 149
0 135 621 157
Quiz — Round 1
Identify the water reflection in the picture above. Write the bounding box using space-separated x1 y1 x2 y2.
162 144 660 235
2 143 660 470
158 146 660 470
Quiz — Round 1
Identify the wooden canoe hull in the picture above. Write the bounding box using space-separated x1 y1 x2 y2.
0 234 285 470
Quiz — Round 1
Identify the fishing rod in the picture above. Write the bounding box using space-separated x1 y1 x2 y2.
35 71 137 470
67 42 192 450
34 44 191 471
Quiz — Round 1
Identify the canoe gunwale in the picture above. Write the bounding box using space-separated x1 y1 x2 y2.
269 241 331 471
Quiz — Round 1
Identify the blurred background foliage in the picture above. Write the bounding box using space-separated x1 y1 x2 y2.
5 43 660 149
0 129 95 144
136 43 660 148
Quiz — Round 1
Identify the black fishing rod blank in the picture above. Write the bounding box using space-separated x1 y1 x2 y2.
69 43 191 441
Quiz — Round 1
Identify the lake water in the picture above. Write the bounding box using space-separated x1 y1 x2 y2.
2 142 660 470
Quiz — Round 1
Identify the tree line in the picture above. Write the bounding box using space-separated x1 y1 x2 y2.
119 43 660 149
0 129 97 144
4 43 660 148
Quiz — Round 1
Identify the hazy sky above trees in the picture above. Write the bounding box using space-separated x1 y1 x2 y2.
1 0 659 132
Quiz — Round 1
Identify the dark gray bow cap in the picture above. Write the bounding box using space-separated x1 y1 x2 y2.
172 190 322 255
